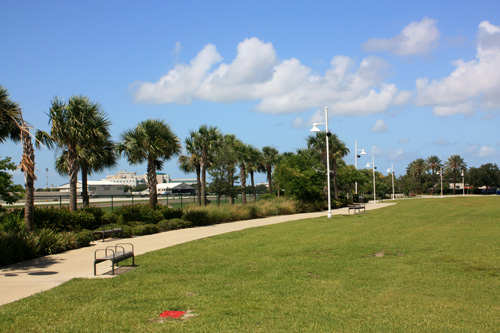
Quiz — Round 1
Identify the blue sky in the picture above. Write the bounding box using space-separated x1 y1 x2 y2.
2 0 500 188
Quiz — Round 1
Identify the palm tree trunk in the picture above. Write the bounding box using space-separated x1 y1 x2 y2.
250 171 256 201
201 163 207 206
453 171 457 195
267 166 272 194
68 144 78 212
229 167 235 205
196 165 201 206
21 124 35 232
240 164 246 205
147 159 158 209
81 166 89 208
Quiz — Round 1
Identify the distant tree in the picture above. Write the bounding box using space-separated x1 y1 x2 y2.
117 119 181 209
445 154 467 194
0 157 24 206
407 158 428 194
467 163 500 189
246 146 262 201
426 155 442 192
178 134 201 205
261 146 279 194
274 151 324 202
208 142 239 205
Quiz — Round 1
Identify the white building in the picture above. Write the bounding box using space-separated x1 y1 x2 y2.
58 181 125 196
103 170 196 187
157 182 195 195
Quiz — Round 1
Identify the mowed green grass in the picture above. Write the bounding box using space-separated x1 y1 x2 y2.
1 197 500 331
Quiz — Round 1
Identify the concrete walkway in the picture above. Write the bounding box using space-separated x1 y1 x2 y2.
0 202 394 306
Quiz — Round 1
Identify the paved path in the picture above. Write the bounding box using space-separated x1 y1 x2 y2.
0 202 394 306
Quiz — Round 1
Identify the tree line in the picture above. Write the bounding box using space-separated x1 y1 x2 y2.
2 88 500 231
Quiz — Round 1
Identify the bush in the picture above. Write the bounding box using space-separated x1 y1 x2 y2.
132 224 159 236
259 194 277 201
34 207 73 231
76 230 93 247
0 209 24 232
182 210 211 226
157 205 183 220
113 204 163 224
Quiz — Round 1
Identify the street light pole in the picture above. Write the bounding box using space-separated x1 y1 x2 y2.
462 170 465 197
438 168 443 198
354 141 366 195
387 164 394 200
310 107 332 218
366 156 376 203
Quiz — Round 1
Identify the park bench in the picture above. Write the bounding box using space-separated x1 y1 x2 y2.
92 224 123 242
94 243 135 276
348 203 366 214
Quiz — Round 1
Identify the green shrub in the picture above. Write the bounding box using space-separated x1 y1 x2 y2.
132 224 159 236
113 204 163 224
75 230 93 247
259 194 277 201
182 210 211 226
0 231 38 266
34 207 73 231
0 209 24 232
157 205 183 220
158 218 193 231
72 210 97 230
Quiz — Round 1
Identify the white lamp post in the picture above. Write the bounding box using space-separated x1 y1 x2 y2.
354 141 366 194
310 107 332 218
437 168 443 198
387 164 395 200
366 156 376 202
461 170 465 196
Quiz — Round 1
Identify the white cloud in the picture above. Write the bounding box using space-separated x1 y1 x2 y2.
132 37 411 116
399 137 410 144
416 21 500 116
431 138 454 146
362 17 440 56
370 119 389 133
466 144 498 159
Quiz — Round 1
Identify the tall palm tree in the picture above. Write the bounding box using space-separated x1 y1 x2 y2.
221 134 241 205
235 142 253 205
37 96 110 211
307 132 349 200
0 86 36 231
261 146 279 194
192 125 221 206
178 134 201 206
117 119 181 209
445 154 467 194
55 141 117 207
426 155 442 193
407 158 428 194
246 146 262 201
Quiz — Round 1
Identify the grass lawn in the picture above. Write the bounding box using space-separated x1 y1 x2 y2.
1 197 500 331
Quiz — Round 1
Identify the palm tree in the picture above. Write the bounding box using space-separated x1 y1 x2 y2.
117 119 181 209
192 125 221 206
407 158 428 194
178 134 201 206
261 146 279 194
246 146 262 201
0 86 36 231
0 86 21 142
235 142 253 205
445 154 467 194
221 134 241 205
37 96 110 211
426 155 442 193
307 132 349 200
55 142 117 207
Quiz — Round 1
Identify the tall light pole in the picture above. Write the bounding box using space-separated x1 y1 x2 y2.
354 141 366 194
461 169 465 196
310 107 332 218
387 164 395 200
366 156 376 202
437 168 443 198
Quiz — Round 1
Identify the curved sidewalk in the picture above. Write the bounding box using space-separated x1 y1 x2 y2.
0 202 394 306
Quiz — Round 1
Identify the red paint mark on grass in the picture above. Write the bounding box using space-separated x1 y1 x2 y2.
160 311 186 318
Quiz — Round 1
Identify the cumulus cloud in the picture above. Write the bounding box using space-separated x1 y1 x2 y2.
399 137 410 144
415 21 500 116
362 17 440 56
431 138 454 146
370 119 389 133
132 37 411 116
466 144 499 159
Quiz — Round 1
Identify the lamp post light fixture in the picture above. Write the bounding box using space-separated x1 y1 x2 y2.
366 156 376 202
310 107 332 218
437 168 443 198
354 141 366 194
387 164 395 200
